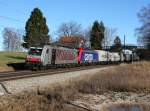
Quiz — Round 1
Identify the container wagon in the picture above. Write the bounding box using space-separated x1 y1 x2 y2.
78 48 99 65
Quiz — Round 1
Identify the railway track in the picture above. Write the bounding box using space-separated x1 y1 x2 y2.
0 64 116 82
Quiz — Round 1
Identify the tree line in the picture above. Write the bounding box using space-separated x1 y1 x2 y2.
136 4 150 50
4 4 150 52
23 8 120 50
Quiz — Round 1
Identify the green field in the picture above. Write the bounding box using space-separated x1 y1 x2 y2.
0 51 27 67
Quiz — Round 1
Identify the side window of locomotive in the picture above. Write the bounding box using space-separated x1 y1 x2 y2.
46 49 49 54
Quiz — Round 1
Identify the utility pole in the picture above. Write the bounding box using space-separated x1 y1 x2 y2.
124 34 126 51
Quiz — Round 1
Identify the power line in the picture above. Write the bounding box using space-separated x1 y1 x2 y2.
0 1 26 23
0 15 24 23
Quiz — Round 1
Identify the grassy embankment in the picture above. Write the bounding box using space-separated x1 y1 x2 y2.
0 61 150 111
0 51 26 71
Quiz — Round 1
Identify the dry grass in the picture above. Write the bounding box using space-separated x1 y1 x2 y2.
76 61 150 94
0 61 150 111
0 84 79 111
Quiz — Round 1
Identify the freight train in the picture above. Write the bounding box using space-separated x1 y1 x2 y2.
26 45 139 70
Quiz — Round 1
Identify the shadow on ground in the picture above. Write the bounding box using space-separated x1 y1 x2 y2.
7 62 27 71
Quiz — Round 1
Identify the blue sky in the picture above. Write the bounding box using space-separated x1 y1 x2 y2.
0 0 149 50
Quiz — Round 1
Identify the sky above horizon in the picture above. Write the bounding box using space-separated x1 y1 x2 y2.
0 0 149 50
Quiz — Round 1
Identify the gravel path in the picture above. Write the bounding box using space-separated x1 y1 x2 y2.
0 66 114 95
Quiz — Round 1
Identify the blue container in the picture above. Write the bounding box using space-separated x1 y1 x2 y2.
80 50 98 63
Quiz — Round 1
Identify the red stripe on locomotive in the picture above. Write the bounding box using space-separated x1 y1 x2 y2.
26 55 41 62
77 48 83 64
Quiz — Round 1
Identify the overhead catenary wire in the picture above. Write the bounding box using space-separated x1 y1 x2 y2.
0 0 26 23
0 15 24 23
0 13 25 29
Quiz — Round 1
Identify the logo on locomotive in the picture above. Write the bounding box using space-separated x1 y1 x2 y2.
56 49 76 60
84 54 93 62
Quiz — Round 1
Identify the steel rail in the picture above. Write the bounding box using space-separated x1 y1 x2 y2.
0 64 116 82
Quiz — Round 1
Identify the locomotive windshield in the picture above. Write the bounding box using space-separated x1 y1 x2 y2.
28 48 42 56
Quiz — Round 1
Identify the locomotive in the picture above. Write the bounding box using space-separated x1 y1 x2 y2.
26 45 139 70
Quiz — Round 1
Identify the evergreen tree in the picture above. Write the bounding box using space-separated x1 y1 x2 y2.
112 36 122 51
90 20 105 49
23 8 50 48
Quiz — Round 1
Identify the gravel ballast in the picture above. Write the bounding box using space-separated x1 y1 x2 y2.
0 66 114 95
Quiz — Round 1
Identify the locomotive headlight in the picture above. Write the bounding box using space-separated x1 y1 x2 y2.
26 55 31 61
36 58 41 62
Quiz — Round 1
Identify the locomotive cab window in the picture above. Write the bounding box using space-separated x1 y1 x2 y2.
28 48 42 56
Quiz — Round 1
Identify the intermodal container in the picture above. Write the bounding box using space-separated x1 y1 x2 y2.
78 49 98 63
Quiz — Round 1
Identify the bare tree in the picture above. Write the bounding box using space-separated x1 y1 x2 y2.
83 26 117 49
83 27 92 48
103 27 118 48
3 27 23 51
57 21 82 37
83 27 91 40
